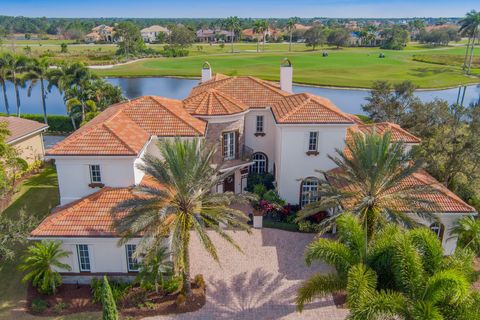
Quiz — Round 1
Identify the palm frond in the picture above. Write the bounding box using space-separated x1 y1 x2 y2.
295 273 346 312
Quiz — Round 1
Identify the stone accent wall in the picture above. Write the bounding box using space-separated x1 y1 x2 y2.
204 116 245 165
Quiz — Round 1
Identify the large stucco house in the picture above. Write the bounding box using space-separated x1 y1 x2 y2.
30 62 476 282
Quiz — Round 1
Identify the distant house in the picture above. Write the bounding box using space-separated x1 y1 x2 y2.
196 28 234 42
1 116 48 164
84 25 115 43
242 27 282 41
141 25 170 43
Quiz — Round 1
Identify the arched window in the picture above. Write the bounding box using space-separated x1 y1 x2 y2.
300 178 320 207
251 152 268 174
430 222 445 242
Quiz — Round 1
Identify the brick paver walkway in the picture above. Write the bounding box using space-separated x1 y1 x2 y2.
148 228 348 320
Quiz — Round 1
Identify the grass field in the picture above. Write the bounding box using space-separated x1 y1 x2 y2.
1 41 479 88
93 45 480 88
0 166 100 320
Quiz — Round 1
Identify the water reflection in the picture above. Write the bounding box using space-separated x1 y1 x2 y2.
0 77 479 116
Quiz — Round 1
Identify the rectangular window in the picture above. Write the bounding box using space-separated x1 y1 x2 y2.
77 244 91 272
89 165 102 183
223 132 236 160
125 244 139 272
308 132 318 151
256 116 264 133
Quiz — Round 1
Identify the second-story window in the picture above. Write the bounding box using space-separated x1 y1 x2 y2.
125 244 139 272
223 132 236 160
256 116 264 133
308 132 319 152
89 165 102 183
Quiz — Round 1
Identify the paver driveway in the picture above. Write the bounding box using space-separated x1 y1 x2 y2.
148 228 348 320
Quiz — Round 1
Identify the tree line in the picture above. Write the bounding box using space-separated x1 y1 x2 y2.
0 53 124 129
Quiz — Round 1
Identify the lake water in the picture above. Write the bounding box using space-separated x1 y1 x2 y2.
1 77 479 116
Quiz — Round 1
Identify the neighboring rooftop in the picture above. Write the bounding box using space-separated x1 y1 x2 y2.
327 168 476 214
0 116 48 144
47 96 206 156
141 25 169 33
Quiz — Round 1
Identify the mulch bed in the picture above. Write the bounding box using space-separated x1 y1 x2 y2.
26 282 206 318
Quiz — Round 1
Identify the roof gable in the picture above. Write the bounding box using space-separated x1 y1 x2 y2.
183 89 248 116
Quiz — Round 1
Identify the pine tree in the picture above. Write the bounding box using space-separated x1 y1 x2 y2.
102 276 119 320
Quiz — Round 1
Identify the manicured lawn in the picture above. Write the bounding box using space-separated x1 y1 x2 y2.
93 45 480 88
0 166 100 320
263 219 300 232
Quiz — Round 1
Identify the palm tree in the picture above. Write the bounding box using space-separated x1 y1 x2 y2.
18 240 71 295
459 10 480 74
286 17 298 52
253 20 263 53
224 16 240 53
137 245 173 294
113 138 251 295
5 54 29 116
259 20 269 52
47 62 97 123
296 213 480 319
0 53 12 115
452 216 480 253
296 130 437 246
24 57 51 124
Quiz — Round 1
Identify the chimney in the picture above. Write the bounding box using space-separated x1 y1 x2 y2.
280 58 293 93
201 61 212 83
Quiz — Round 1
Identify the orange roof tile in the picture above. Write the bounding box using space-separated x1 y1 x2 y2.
30 175 164 238
189 76 288 108
326 168 475 214
348 122 421 144
47 96 207 156
183 89 248 116
271 93 355 124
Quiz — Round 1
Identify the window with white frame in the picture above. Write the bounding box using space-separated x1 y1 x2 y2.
125 244 139 272
77 244 91 272
223 132 235 160
430 223 445 241
251 153 267 174
300 178 319 207
308 132 319 152
256 116 264 133
89 165 102 183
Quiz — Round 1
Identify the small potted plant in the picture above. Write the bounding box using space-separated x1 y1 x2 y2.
252 199 275 228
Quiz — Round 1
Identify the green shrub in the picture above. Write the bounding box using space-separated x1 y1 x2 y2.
263 190 286 206
161 45 189 57
102 276 119 320
298 220 321 233
91 277 130 304
0 113 74 133
162 276 181 294
31 298 48 313
247 173 275 192
253 184 267 198
53 301 69 313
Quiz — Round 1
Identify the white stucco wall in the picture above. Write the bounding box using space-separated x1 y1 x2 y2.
54 156 137 205
244 109 276 173
276 124 350 204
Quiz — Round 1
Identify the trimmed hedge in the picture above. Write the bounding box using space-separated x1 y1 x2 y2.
0 113 74 133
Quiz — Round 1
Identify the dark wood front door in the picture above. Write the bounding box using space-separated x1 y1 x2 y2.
223 174 235 192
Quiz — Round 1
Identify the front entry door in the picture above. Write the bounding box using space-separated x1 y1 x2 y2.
223 174 235 192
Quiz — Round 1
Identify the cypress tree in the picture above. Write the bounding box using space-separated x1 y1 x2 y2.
102 276 119 320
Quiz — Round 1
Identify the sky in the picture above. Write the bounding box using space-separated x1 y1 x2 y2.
0 0 477 18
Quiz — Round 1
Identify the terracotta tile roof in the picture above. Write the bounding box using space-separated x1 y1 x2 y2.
271 93 355 124
30 175 163 238
348 122 421 144
47 96 206 156
189 76 288 108
326 168 476 214
183 89 249 116
0 116 48 144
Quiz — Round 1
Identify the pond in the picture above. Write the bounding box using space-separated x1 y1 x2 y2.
1 77 479 116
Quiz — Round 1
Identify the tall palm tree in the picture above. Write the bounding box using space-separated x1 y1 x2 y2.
286 17 298 52
259 19 269 52
5 54 29 116
0 53 12 115
296 213 479 319
253 20 263 53
18 240 71 295
24 57 51 124
296 130 437 246
224 16 240 53
113 138 251 295
459 10 480 74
